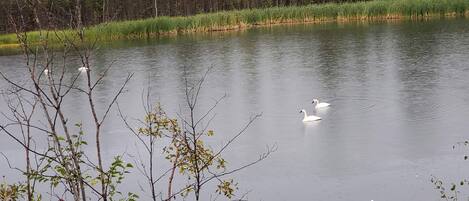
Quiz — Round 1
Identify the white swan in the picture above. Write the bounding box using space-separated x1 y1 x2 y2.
300 109 321 122
312 99 330 109
78 66 88 72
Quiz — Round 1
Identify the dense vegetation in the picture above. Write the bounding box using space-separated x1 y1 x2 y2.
0 0 362 34
0 0 468 49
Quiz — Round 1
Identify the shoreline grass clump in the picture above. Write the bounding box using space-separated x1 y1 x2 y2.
0 0 468 50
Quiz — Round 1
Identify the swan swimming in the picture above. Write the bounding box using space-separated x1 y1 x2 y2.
78 66 88 72
312 99 330 109
300 109 321 122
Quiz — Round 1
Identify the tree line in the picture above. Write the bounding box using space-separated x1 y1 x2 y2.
0 0 362 34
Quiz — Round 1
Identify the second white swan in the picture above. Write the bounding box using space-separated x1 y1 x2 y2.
78 66 89 72
300 109 321 122
312 99 330 109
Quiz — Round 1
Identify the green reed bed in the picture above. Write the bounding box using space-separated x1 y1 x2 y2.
0 0 468 49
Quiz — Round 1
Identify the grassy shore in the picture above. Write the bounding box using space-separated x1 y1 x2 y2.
0 0 468 49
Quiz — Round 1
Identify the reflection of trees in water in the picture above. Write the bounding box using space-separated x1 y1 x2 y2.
237 30 262 101
395 21 441 122
314 27 348 91
391 20 450 159
343 26 372 84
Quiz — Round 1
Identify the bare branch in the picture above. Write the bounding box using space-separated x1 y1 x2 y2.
99 73 133 126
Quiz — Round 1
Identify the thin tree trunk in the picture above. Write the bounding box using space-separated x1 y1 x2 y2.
154 0 158 17
167 149 179 201
149 136 157 201
83 58 107 201
25 122 32 201
102 0 107 22
190 107 201 201
75 0 82 28
31 0 42 30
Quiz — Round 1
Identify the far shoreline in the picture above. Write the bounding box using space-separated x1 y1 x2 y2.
0 0 468 54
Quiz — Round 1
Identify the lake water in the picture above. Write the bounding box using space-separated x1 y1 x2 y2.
1 18 469 201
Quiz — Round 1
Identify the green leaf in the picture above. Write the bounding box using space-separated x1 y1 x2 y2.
207 130 214 136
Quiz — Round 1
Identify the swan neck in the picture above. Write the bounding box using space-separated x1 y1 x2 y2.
303 111 308 118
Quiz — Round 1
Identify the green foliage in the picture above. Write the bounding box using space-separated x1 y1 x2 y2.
432 140 469 201
140 103 239 199
1 0 468 50
216 179 238 199
120 192 139 201
0 179 26 201
21 123 137 201
138 104 180 138
104 156 136 200
431 176 460 201
163 128 236 198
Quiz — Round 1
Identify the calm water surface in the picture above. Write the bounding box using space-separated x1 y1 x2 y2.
1 18 469 201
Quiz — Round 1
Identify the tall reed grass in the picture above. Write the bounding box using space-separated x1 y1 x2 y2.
0 0 468 48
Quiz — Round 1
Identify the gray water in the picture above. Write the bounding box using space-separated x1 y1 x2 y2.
1 18 469 201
